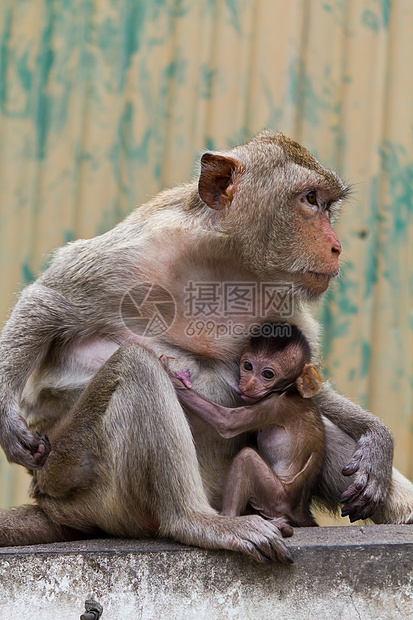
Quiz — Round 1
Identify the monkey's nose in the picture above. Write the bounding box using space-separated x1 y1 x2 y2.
331 239 342 255
244 378 256 390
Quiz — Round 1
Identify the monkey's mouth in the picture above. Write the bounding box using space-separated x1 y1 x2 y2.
307 268 340 279
301 268 340 290
240 393 261 403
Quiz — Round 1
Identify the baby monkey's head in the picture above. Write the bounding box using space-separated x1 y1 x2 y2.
239 325 314 402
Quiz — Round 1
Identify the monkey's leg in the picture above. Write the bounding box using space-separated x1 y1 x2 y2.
0 505 90 546
37 344 293 564
222 447 293 535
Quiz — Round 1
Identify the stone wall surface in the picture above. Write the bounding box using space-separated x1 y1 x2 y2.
0 524 412 619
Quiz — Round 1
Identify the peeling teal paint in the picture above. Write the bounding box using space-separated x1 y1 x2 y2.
224 0 243 33
263 81 283 130
348 368 356 383
320 271 359 362
64 230 75 243
381 0 391 27
360 341 371 379
204 137 216 151
364 176 380 299
118 1 147 90
362 9 380 32
35 0 55 159
287 57 331 128
362 0 391 31
0 8 11 114
199 64 218 99
319 288 335 361
22 262 35 285
119 103 152 162
380 142 413 243
163 58 187 89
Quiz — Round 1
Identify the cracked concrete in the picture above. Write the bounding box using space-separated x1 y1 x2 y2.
0 524 412 619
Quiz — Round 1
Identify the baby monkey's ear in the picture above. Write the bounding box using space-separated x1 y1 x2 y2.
296 364 322 398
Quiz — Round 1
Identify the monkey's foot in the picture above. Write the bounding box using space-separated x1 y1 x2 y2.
1 425 51 470
167 513 294 564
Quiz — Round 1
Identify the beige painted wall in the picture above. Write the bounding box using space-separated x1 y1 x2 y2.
0 1 411 525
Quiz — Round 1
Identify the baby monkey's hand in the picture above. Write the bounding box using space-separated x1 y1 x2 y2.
159 355 193 389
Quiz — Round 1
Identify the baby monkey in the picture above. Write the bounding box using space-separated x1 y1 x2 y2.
164 325 324 530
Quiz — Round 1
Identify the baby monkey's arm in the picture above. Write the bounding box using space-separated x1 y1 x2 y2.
159 356 319 438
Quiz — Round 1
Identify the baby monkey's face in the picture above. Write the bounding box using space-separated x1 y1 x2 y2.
238 344 303 402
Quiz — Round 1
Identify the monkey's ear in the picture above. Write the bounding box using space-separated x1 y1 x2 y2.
296 364 322 398
198 153 241 210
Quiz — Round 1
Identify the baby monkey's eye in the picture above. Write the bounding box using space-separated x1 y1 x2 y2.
262 369 275 379
242 361 253 371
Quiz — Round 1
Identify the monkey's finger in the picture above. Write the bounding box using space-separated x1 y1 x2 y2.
343 498 377 522
238 517 294 564
340 474 369 505
342 452 363 477
342 480 385 522
342 463 359 476
241 537 293 564
3 423 50 470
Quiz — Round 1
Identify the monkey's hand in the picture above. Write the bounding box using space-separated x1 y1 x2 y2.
0 416 51 470
313 383 394 522
159 355 192 390
340 430 393 522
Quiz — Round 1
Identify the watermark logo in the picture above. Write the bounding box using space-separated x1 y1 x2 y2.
120 283 176 337
183 282 294 338
120 281 294 339
184 282 293 318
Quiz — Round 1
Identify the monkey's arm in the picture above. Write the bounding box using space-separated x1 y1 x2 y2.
313 382 394 522
0 283 78 468
173 382 286 439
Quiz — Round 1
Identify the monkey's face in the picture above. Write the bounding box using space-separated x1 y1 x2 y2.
238 348 301 402
199 132 349 301
226 175 346 297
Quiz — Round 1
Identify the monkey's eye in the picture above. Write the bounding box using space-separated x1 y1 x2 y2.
242 361 253 371
306 191 318 207
325 201 333 220
262 369 275 380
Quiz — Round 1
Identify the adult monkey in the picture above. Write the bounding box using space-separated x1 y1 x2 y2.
0 132 412 563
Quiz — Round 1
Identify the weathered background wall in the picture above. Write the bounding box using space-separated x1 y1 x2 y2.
0 0 412 516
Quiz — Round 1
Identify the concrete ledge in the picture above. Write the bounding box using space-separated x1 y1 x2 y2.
0 524 412 619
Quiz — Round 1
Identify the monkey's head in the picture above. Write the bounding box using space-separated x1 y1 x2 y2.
238 325 320 402
198 131 350 300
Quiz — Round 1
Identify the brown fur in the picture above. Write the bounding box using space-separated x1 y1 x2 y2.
230 328 324 527
0 132 411 563
166 332 324 529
